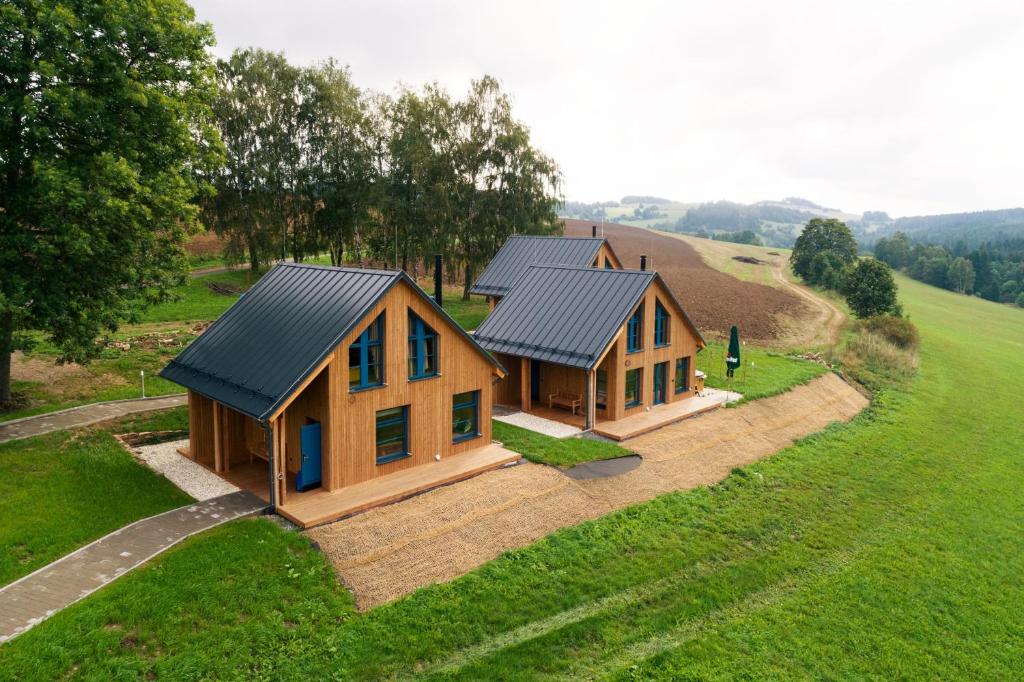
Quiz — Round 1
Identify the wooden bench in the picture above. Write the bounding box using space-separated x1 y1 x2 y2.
547 390 582 415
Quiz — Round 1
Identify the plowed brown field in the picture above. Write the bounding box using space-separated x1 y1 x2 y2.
563 219 813 342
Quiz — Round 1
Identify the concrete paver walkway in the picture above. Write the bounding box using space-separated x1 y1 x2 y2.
0 394 186 444
0 490 265 643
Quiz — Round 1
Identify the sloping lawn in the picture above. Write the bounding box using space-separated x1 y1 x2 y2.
0 410 192 586
3 276 1023 678
492 420 629 467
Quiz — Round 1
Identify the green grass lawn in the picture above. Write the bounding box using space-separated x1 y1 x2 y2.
3 275 1022 678
699 340 827 403
492 420 630 467
0 409 193 586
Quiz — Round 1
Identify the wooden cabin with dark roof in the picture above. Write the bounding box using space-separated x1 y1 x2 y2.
473 264 708 440
469 231 622 308
161 262 516 528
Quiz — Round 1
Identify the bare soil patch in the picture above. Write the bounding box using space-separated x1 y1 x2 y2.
563 219 812 342
733 255 768 265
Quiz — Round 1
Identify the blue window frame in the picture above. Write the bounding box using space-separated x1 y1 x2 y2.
375 406 409 465
627 304 644 352
675 357 690 393
408 311 438 380
349 313 385 390
604 259 614 270
654 300 670 347
625 368 642 407
452 390 480 443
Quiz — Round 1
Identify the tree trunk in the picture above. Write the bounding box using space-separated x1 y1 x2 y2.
0 311 13 405
462 263 474 301
247 238 259 272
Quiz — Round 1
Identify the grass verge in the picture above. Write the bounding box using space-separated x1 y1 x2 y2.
698 340 827 403
492 420 629 467
0 411 193 586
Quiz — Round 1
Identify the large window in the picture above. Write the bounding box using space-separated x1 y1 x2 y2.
375 406 408 465
350 313 385 390
596 369 608 410
625 368 642 407
452 390 480 443
408 311 438 380
654 300 670 347
675 357 690 393
627 304 644 352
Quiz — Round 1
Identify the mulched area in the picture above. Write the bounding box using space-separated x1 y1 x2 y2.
563 219 812 341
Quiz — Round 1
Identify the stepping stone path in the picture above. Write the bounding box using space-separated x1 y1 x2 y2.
0 394 187 444
0 491 266 643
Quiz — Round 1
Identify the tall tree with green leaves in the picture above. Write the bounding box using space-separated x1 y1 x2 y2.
204 49 303 271
790 218 859 281
0 0 221 404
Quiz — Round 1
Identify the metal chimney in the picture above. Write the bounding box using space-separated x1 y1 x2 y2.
434 254 443 307
640 255 647 271
592 224 597 237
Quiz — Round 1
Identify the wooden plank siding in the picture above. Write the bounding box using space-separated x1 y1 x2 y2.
596 243 623 269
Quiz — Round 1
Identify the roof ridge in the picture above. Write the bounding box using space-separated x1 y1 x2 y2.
277 262 401 276
508 234 604 241
522 263 653 274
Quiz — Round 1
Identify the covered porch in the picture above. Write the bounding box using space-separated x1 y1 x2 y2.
180 441 521 528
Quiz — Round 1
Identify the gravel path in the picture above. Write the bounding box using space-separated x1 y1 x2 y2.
309 373 868 609
133 438 241 501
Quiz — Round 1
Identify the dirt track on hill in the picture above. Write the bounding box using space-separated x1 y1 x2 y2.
308 373 867 609
563 219 814 342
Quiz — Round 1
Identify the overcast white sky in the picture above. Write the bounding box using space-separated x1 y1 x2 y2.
191 0 1024 217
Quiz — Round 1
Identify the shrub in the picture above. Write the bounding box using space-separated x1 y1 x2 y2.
858 315 919 350
844 258 899 318
837 328 918 390
1017 292 1024 308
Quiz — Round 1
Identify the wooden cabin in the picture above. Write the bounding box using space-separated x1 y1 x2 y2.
160 263 514 527
473 265 706 439
469 233 622 309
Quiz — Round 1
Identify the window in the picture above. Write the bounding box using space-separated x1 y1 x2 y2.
627 304 644 352
604 259 614 270
349 313 385 390
596 369 608 410
654 300 670 347
625 368 642 407
675 357 690 393
375 406 408 464
408 311 438 379
452 391 480 443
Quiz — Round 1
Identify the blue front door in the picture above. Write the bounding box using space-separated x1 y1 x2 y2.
653 362 667 405
296 421 322 491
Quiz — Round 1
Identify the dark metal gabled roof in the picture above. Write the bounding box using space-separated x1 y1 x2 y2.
473 265 658 369
160 263 503 422
469 235 608 296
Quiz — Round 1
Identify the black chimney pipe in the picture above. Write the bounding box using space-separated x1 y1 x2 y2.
434 254 443 307
640 255 647 271
592 224 597 237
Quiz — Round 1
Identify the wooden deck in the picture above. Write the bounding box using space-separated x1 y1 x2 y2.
510 391 731 441
276 443 521 528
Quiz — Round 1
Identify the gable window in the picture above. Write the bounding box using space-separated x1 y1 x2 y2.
625 368 642 407
408 311 438 380
604 259 614 270
654 300 670 347
627 304 644 353
349 313 385 390
596 369 608 410
452 390 480 443
375 406 409 464
675 357 690 393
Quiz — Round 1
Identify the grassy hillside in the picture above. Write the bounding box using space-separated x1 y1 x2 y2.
2 274 1022 676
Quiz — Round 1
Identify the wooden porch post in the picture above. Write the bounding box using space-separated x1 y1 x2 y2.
584 368 597 431
212 401 223 472
277 413 288 507
520 357 531 411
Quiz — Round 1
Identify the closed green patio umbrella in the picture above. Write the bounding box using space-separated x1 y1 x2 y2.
726 325 741 378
